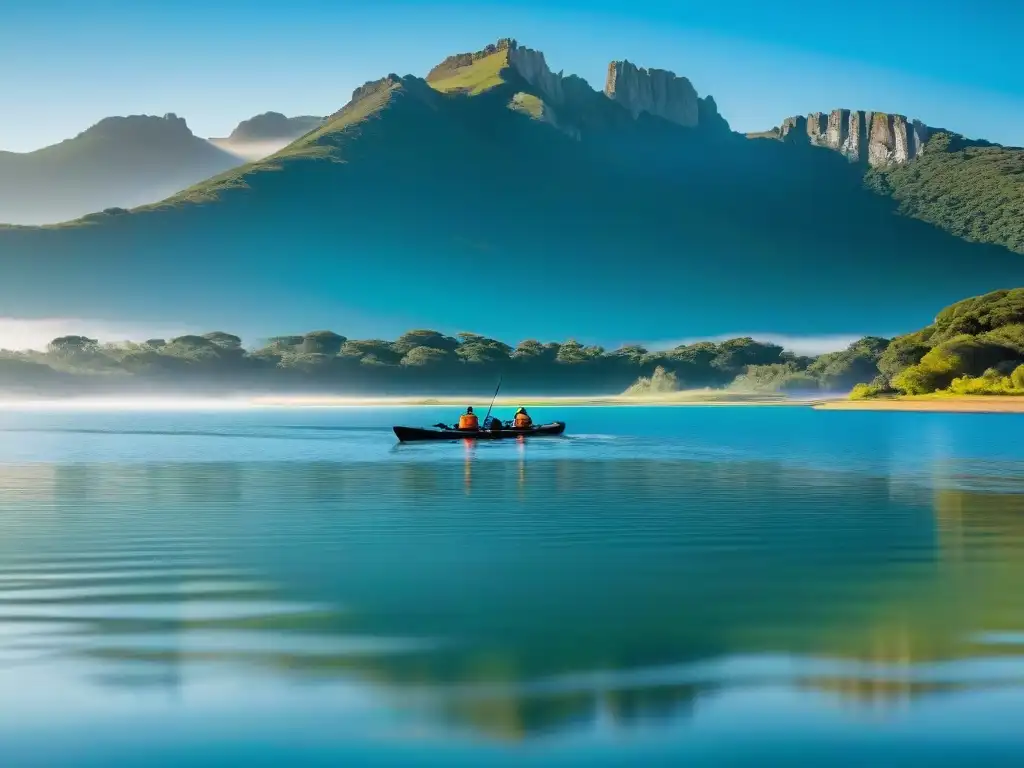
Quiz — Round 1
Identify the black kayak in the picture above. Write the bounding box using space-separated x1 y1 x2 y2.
393 422 566 442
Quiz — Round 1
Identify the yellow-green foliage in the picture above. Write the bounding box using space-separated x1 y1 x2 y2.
935 364 1024 396
1012 363 1024 390
623 366 679 395
849 383 884 400
891 344 965 395
948 369 1016 395
509 92 544 119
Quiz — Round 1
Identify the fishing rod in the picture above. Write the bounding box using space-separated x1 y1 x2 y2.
483 374 503 428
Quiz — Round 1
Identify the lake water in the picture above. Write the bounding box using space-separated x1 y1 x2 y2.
1 405 1023 766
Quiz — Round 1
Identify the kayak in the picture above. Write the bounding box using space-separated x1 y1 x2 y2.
393 422 566 442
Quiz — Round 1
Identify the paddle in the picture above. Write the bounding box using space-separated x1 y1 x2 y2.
483 375 502 428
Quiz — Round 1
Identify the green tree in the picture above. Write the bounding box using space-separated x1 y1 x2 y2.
610 345 648 364
1011 364 1024 390
806 337 889 391
555 340 603 363
393 330 458 354
339 339 400 364
401 347 454 367
47 336 99 357
457 335 512 364
877 333 931 379
202 332 243 350
710 337 784 376
301 331 347 355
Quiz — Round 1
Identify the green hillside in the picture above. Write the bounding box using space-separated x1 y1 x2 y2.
159 76 405 207
866 133 1024 254
0 39 1021 345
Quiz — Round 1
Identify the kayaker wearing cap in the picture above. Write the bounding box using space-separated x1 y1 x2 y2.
513 407 533 428
458 406 479 430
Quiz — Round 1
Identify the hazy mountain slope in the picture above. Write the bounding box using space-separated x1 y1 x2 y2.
208 112 324 161
0 40 1021 343
0 114 244 225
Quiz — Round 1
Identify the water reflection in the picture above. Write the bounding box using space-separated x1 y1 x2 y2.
0 455 1023 742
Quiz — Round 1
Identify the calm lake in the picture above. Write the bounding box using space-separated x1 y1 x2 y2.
1 405 1023 766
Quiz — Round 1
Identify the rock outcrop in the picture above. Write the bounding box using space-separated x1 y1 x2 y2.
604 61 701 128
769 109 932 167
425 39 728 134
350 74 404 105
79 113 197 144
508 42 566 106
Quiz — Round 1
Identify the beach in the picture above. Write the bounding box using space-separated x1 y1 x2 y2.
815 396 1024 413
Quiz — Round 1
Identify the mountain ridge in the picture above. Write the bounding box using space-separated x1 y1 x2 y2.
0 38 1021 344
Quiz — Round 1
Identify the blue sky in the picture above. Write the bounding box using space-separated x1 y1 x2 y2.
3 0 1023 152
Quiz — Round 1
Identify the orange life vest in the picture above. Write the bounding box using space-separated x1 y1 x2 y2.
458 412 479 429
514 412 532 428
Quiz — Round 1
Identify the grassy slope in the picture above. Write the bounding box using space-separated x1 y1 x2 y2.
153 49 526 209
155 79 403 208
427 49 510 95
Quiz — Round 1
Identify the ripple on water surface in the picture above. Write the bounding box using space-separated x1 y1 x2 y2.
0 406 1023 764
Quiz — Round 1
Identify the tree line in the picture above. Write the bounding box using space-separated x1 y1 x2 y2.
0 328 892 396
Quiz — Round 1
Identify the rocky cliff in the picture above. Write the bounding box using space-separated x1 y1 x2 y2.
761 109 932 167
426 39 728 134
604 61 701 128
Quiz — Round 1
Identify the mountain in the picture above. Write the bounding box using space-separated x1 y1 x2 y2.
752 110 1024 254
0 38 1021 344
0 114 245 226
209 112 324 161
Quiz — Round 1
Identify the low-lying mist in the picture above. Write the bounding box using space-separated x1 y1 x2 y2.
208 138 294 162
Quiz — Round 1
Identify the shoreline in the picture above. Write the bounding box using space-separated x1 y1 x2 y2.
0 392 823 410
814 396 1024 413
250 393 822 408
4 393 1023 413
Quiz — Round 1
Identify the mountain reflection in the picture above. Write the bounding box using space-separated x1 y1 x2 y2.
0 455 1023 739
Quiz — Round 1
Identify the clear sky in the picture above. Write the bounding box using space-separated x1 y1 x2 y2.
3 0 1023 153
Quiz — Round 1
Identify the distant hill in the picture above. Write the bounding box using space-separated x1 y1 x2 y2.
0 114 244 225
0 39 1021 344
752 110 1024 254
209 112 324 161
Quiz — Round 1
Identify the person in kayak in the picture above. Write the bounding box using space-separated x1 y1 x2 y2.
457 406 479 430
513 407 533 428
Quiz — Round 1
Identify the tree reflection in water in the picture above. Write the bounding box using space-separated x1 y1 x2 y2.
0 455 1022 739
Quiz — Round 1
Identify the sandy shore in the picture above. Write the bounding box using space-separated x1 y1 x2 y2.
815 396 1024 413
